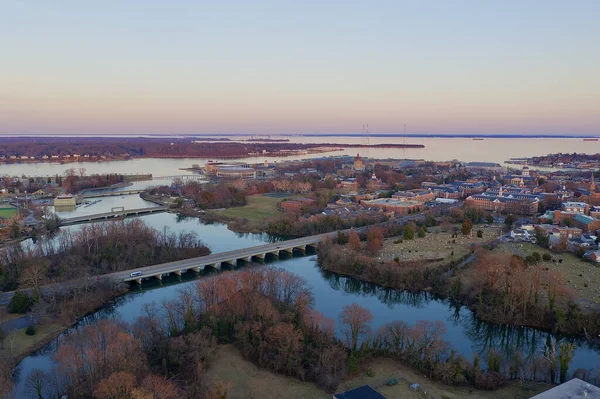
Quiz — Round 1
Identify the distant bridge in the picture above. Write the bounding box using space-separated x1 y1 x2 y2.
113 233 328 284
153 174 205 181
81 190 146 199
60 206 169 225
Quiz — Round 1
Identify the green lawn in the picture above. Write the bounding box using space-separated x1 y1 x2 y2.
218 194 294 224
0 323 64 361
0 207 16 219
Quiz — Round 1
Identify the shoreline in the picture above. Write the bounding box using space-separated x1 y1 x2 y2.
318 252 600 345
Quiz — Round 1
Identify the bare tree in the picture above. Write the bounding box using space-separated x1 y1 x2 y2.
340 303 373 352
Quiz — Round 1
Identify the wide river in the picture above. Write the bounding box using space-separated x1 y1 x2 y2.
1 137 599 177
10 194 600 397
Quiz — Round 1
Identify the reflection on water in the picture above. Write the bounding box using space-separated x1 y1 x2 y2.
11 222 600 397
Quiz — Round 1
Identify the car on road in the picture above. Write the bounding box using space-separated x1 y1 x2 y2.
130 271 142 277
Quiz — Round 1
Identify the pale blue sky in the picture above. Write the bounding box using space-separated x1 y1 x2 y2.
1 1 599 135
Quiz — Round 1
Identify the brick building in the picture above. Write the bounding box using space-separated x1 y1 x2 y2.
465 190 539 216
392 189 435 203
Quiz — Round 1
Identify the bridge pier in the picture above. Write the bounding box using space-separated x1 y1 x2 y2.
252 254 266 261
221 259 236 267
280 247 293 255
294 245 306 252
173 270 182 276
134 278 142 285
205 263 221 271
191 266 201 273
155 274 162 281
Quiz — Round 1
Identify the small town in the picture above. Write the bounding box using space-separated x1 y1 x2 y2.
3 2 600 398
2 149 600 398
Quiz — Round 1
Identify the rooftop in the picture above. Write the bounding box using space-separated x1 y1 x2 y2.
574 214 596 225
529 378 600 399
362 198 421 207
334 385 387 399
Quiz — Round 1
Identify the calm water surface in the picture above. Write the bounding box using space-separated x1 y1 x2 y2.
12 216 600 397
1 137 598 177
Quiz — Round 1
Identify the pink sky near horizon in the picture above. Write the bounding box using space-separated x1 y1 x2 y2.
1 1 599 135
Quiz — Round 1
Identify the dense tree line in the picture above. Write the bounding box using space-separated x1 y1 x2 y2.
267 213 387 237
318 238 448 292
0 137 358 160
458 250 600 338
318 231 600 344
24 267 348 398
0 219 210 292
62 168 125 193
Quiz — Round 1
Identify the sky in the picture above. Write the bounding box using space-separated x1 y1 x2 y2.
1 1 599 136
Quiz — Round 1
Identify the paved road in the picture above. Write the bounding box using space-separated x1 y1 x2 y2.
0 204 456 304
110 233 333 281
61 206 169 225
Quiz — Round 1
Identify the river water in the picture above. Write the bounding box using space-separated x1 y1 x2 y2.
10 209 600 396
6 136 600 396
1 137 598 178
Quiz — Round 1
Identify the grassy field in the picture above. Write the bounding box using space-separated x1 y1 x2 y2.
0 307 22 323
0 323 63 361
0 207 16 219
205 345 551 399
380 224 503 266
495 241 600 305
210 194 301 231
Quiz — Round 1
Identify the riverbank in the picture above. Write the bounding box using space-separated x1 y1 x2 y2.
317 233 600 343
207 344 552 399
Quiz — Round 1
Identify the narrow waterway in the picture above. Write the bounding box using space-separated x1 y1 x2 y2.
10 213 600 397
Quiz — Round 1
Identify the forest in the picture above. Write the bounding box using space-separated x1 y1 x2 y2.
0 219 210 292
318 227 600 340
5 267 596 399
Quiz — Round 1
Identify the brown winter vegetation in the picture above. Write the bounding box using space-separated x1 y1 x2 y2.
0 219 210 292
0 137 400 162
267 213 387 237
319 226 600 340
24 267 347 398
495 242 600 305
454 249 600 338
61 168 126 193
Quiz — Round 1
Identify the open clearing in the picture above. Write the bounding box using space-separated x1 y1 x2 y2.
495 241 600 305
380 224 503 265
0 323 63 361
0 207 17 219
206 345 551 399
212 193 302 231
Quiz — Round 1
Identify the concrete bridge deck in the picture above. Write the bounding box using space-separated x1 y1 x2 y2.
61 206 169 225
81 190 146 199
153 174 205 181
115 233 330 284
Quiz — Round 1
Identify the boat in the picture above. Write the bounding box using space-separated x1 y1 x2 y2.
583 138 598 141
472 138 484 140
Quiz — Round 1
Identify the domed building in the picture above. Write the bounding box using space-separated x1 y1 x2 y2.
353 153 364 171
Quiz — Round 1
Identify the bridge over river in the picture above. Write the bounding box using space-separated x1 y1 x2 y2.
112 233 331 284
60 206 169 225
